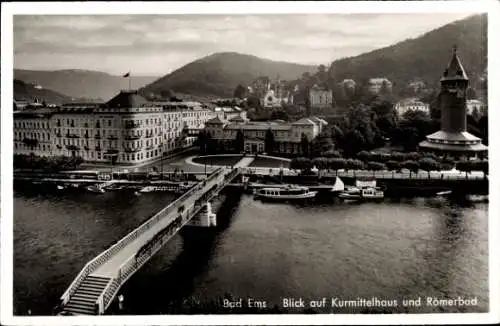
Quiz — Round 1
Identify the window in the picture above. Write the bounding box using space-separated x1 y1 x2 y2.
108 120 112 127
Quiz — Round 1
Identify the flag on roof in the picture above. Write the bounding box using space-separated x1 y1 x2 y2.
123 72 130 78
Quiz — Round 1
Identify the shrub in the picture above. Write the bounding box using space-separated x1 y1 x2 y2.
386 160 402 171
366 161 387 171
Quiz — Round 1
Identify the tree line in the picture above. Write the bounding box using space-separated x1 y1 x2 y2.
290 150 488 177
14 154 84 171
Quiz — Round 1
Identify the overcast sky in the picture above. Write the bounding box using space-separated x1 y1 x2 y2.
14 13 473 76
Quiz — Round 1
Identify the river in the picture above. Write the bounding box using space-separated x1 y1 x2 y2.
13 187 488 315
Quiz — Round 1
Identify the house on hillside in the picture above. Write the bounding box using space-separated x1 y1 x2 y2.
394 98 430 117
367 78 392 95
248 76 293 108
466 99 486 118
309 84 333 110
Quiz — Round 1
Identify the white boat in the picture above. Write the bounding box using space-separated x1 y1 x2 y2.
87 185 105 193
139 184 189 193
339 186 384 201
254 185 317 201
139 186 156 193
436 190 452 196
56 185 65 190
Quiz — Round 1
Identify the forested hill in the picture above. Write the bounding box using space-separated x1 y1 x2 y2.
140 52 317 98
328 14 487 92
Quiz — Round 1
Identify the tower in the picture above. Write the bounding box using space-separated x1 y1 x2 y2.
439 45 468 133
418 45 487 158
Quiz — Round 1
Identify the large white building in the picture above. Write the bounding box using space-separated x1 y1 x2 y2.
466 99 486 117
13 90 217 165
394 98 430 117
204 116 327 154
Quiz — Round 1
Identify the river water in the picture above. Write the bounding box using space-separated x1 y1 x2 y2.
13 187 488 315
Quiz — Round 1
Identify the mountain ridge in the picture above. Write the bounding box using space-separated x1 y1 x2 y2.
14 69 159 102
328 14 487 93
140 52 317 98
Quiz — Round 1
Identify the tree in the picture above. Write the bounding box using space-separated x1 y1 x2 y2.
326 158 346 174
264 129 275 154
345 158 365 171
380 80 391 96
402 160 420 177
300 133 310 157
366 161 386 171
386 160 402 171
234 130 245 152
197 130 208 154
270 110 289 121
479 160 489 176
234 84 246 99
471 106 480 121
341 129 365 157
418 157 440 178
160 89 175 99
312 157 328 170
247 96 262 109
317 64 328 84
290 157 312 171
390 152 405 162
455 159 469 170
311 132 333 157
322 150 341 158
356 150 372 162
205 132 215 154
405 152 421 161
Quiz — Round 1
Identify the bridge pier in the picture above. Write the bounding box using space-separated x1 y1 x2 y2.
187 202 217 227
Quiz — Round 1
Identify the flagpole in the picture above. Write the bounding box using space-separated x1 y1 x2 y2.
129 72 131 91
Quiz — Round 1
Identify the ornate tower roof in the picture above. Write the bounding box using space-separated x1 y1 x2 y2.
441 45 468 82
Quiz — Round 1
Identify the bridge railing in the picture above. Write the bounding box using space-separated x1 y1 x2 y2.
61 168 223 306
241 167 486 181
94 167 237 314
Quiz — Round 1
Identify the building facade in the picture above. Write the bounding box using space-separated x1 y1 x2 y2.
204 116 326 155
14 109 54 157
394 99 430 117
13 90 217 165
248 76 293 108
309 85 333 109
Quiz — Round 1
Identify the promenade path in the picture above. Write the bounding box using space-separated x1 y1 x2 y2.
89 170 230 277
242 167 486 180
60 156 254 315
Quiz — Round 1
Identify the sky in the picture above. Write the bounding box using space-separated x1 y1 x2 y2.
14 13 474 76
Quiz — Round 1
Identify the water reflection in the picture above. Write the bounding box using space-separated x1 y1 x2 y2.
14 186 488 315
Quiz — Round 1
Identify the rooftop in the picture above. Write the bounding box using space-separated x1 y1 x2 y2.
105 90 150 108
292 117 316 125
441 45 468 82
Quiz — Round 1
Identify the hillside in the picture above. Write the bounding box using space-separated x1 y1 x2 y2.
14 69 158 102
328 14 487 94
14 79 74 105
140 52 317 98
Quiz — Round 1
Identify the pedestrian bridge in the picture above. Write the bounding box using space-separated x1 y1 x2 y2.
58 157 254 315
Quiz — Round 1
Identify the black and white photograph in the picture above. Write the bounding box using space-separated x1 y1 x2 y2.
1 1 499 325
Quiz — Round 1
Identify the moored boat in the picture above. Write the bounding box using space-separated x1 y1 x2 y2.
339 186 384 201
87 185 105 193
436 190 452 196
254 185 317 201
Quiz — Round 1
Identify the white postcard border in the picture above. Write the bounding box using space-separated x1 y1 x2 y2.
1 1 499 325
